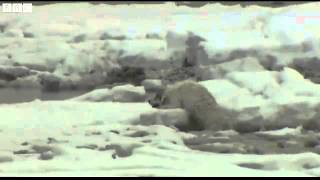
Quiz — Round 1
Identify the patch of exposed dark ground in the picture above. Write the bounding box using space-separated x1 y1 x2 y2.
183 129 320 155
103 64 198 89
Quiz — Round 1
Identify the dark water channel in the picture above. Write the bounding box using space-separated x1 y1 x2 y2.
0 87 88 104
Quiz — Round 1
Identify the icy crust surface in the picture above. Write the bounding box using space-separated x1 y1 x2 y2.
1 2 320 89
1 2 320 177
0 101 319 177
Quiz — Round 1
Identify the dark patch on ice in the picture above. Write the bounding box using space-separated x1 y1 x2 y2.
0 24 8 33
85 131 102 136
109 130 120 135
145 33 162 40
126 130 150 138
303 163 320 170
237 163 264 170
70 34 86 43
0 156 13 163
13 150 33 155
31 145 53 153
112 153 117 159
47 137 68 144
76 144 98 150
91 131 102 136
23 32 35 38
188 144 243 154
47 137 59 144
184 130 320 155
39 151 54 160
21 142 29 146
106 66 146 86
142 139 152 143
171 141 177 144
100 32 126 40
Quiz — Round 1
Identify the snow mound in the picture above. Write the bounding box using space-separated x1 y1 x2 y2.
200 67 320 132
69 84 145 102
1 99 320 176
197 57 265 80
0 101 153 130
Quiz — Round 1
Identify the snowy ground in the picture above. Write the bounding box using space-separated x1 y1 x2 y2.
1 101 320 177
1 2 320 177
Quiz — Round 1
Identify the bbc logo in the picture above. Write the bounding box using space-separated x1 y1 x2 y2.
2 3 32 13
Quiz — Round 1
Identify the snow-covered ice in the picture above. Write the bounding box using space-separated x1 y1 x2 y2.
0 100 320 177
1 1 320 177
